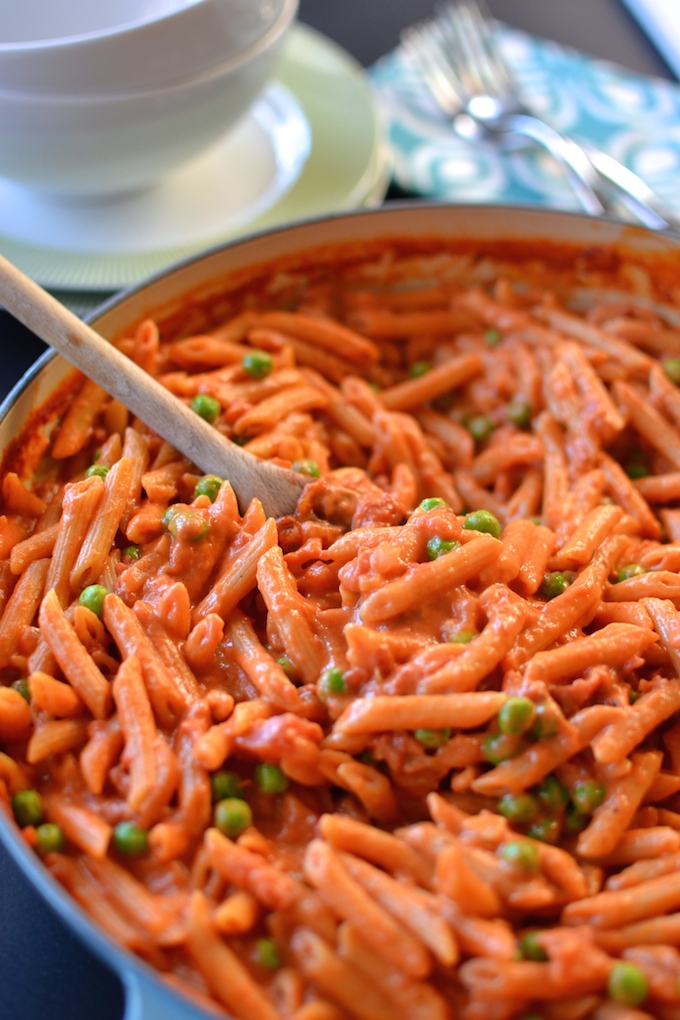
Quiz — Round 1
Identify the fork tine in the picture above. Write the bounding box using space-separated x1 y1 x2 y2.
437 3 489 96
466 0 519 95
436 0 516 100
400 21 467 114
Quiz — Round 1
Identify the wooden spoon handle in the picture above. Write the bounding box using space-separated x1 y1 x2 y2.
0 255 305 518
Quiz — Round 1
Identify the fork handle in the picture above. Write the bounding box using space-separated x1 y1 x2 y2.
579 143 680 232
492 111 680 229
500 113 606 216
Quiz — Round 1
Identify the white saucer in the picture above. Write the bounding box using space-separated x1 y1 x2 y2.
0 25 387 293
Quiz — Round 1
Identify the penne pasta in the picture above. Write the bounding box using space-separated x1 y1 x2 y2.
5 239 680 1019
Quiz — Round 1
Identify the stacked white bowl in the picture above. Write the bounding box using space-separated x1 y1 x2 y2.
0 0 298 197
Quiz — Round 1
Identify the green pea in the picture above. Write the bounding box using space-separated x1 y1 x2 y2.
232 435 250 446
11 678 30 702
663 358 680 386
498 793 539 825
539 571 570 600
191 393 221 423
254 763 289 795
608 962 648 1006
85 463 110 479
564 807 589 834
572 779 605 815
242 349 273 379
498 696 536 736
463 509 501 539
500 839 540 874
318 667 346 701
113 821 148 856
526 817 561 844
291 459 321 478
35 823 66 854
625 459 648 479
77 584 110 618
162 506 178 530
414 727 451 751
483 732 524 766
468 414 494 444
519 930 548 962
530 703 560 740
615 563 645 583
210 771 245 803
255 937 281 969
194 474 223 502
409 360 431 378
214 798 253 839
419 497 451 512
11 790 43 828
122 544 141 561
629 688 640 705
276 655 296 679
536 775 569 812
507 397 532 428
164 508 209 542
484 328 502 347
449 629 476 645
426 536 460 560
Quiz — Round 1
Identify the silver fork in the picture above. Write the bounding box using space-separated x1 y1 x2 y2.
401 0 680 230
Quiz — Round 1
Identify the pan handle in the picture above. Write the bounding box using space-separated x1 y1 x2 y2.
121 967 214 1020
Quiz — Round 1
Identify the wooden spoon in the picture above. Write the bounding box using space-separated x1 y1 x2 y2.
0 254 306 518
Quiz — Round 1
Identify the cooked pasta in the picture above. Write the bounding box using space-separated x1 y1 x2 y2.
6 237 680 1018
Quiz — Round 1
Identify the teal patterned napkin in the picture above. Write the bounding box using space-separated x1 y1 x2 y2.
369 23 680 214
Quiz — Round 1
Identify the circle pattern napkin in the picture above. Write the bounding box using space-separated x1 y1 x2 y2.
369 23 680 215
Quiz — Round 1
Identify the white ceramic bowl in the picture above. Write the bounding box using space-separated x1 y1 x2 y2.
0 0 287 93
0 0 190 42
0 0 297 197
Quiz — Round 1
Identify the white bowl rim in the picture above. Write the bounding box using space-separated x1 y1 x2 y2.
0 0 277 52
0 0 297 97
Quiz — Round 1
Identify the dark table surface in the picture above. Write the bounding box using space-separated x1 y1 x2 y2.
0 3 676 1019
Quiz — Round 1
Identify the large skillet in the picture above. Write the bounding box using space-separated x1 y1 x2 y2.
1 202 680 1020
